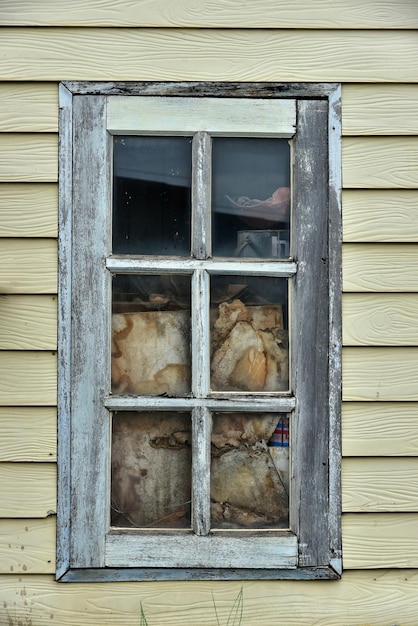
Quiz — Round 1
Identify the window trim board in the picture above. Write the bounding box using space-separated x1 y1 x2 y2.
57 81 342 582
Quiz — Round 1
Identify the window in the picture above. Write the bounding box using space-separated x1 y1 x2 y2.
58 82 342 581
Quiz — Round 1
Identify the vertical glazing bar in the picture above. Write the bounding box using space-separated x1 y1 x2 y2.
192 405 211 536
192 269 210 397
192 131 211 259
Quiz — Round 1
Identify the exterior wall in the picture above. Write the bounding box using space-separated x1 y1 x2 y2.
0 2 418 623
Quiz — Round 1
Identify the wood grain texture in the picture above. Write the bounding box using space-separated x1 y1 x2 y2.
343 293 418 346
2 572 418 624
0 351 57 406
0 83 58 132
342 457 418 512
343 189 418 242
0 239 57 294
0 295 57 349
0 518 55 574
342 84 418 135
343 244 418 292
0 29 417 82
343 137 418 188
0 183 57 237
0 463 56 517
342 402 418 457
343 513 418 568
0 407 56 461
0 134 57 182
69 95 111 568
1 0 417 28
343 347 418 401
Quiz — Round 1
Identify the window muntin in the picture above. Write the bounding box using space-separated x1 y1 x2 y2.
58 83 341 581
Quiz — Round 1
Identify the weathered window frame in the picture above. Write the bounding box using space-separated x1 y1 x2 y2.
58 82 342 582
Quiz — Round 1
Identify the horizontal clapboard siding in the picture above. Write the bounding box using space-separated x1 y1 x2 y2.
343 137 418 188
0 517 55 574
0 134 57 182
343 244 418 292
0 351 57 405
0 239 57 294
343 189 418 242
5 457 417 517
0 295 57 349
0 463 56 517
0 83 58 132
342 457 418 512
342 84 418 135
343 293 418 346
0 514 416 575
1 571 418 623
343 347 418 401
342 402 418 456
1 0 416 28
0 407 56 461
342 513 418 569
0 183 57 237
0 30 417 82
2 83 418 137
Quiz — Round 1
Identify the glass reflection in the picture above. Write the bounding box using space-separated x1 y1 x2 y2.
111 412 192 528
212 138 290 257
210 276 289 392
211 413 289 529
112 275 191 396
113 136 192 255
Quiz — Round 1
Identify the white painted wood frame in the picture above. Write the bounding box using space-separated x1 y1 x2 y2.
58 82 341 581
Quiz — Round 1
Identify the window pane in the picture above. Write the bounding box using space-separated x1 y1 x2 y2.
211 413 289 529
111 412 192 528
112 274 191 395
113 136 192 255
212 138 290 257
210 276 288 392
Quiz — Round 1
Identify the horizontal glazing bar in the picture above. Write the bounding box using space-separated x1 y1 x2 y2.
105 395 296 412
107 256 297 276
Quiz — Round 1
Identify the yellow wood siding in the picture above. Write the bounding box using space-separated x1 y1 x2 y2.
343 189 418 242
0 83 58 132
0 351 57 405
342 402 418 456
3 83 418 138
0 407 56 461
343 244 418 292
1 572 418 625
1 0 417 28
0 3 417 621
343 137 418 188
342 513 418 568
0 183 57 237
3 515 417 575
0 295 57 349
342 457 418 511
343 293 418 345
0 518 55 574
0 239 57 294
343 347 418 401
0 463 56 517
0 133 57 182
342 84 418 135
0 30 416 82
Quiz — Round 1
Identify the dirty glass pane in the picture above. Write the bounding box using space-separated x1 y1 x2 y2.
113 136 192 255
112 274 191 396
210 275 289 392
212 138 290 257
111 412 192 528
211 413 289 529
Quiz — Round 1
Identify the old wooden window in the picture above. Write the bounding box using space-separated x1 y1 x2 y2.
58 82 342 581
